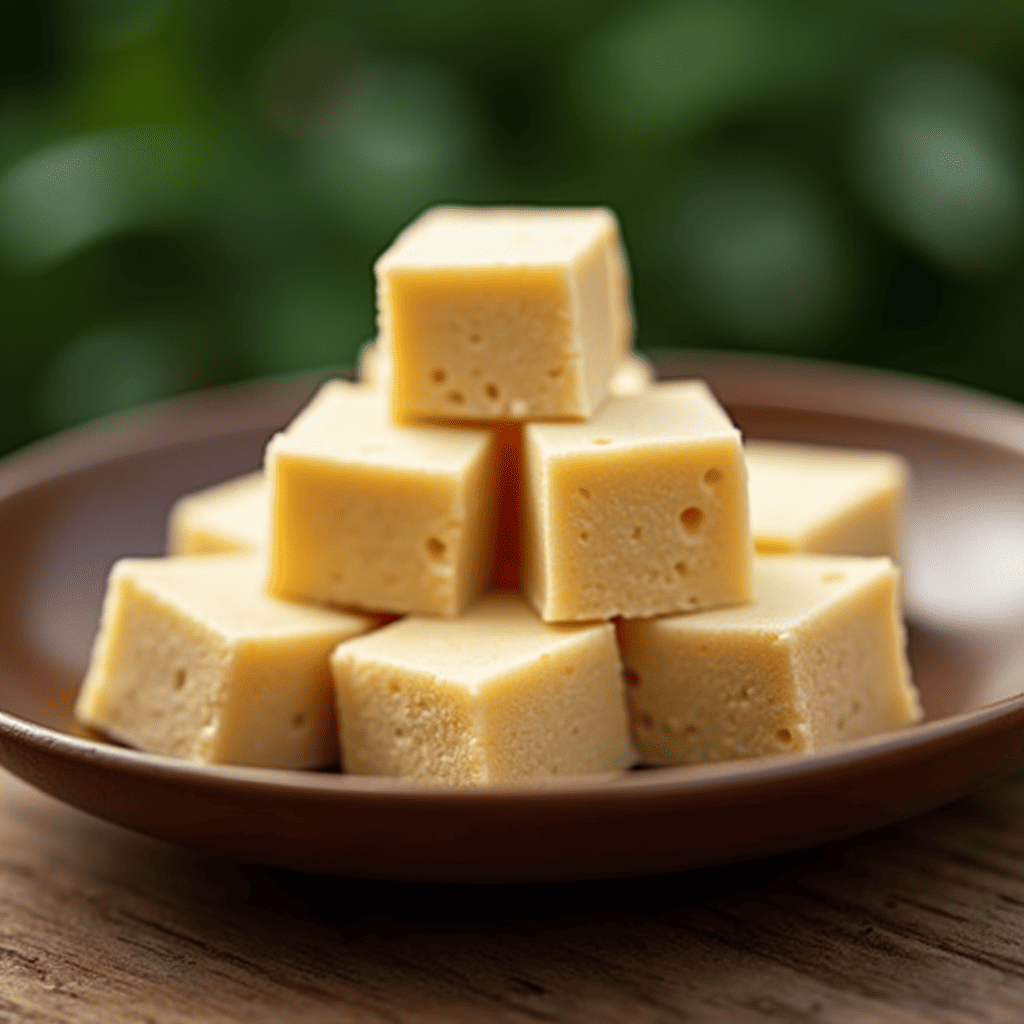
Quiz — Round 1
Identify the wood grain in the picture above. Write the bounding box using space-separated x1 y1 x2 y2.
4 765 1024 1022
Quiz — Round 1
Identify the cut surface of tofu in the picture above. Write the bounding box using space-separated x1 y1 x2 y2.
266 380 497 617
75 554 379 768
746 441 907 559
376 206 628 422
331 592 636 785
358 337 652 403
167 471 268 555
523 381 753 622
618 554 921 766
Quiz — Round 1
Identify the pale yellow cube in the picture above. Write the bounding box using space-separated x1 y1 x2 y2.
523 381 753 622
167 471 268 555
75 554 379 768
619 554 921 766
330 592 636 786
746 441 907 560
608 352 654 397
375 206 629 422
266 380 497 617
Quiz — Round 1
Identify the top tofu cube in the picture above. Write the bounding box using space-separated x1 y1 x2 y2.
375 206 630 422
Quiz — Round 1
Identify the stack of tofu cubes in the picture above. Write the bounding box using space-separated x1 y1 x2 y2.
76 207 921 785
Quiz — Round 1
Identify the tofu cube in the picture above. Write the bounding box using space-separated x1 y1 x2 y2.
618 555 921 765
167 471 268 555
375 206 629 422
75 554 379 768
746 441 907 560
266 380 497 617
330 592 636 785
608 351 655 397
523 381 753 622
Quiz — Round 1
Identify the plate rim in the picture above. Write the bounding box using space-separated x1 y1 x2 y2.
2 350 1024 808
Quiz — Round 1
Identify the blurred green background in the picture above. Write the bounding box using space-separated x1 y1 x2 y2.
3 0 1024 455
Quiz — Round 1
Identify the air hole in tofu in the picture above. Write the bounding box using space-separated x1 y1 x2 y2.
547 367 563 378
680 506 704 531
484 383 499 399
431 368 446 384
592 438 612 445
674 561 687 576
292 712 306 728
624 668 640 688
173 669 187 691
684 724 699 737
639 712 654 729
777 728 793 744
388 680 401 693
446 390 464 404
564 665 575 676
425 537 446 559
579 531 590 543
468 333 482 345
632 526 642 540
704 467 723 485
578 487 592 499
821 572 845 583
395 727 404 737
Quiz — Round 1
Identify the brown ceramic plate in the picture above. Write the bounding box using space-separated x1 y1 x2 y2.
1 352 1023 884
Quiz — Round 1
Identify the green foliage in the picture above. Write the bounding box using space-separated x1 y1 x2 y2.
2 0 1024 454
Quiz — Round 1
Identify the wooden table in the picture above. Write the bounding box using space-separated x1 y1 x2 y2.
4 765 1024 1022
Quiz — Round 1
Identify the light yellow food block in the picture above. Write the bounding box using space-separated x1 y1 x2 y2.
608 352 654 397
746 441 907 560
618 554 921 766
359 337 652 402
375 206 629 422
330 592 636 785
266 380 497 617
523 381 753 622
167 472 268 555
358 338 388 387
75 554 379 768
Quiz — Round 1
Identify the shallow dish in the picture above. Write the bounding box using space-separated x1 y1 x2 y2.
2 352 1023 883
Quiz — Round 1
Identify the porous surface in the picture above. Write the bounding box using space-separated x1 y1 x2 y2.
75 554 378 768
618 554 921 766
376 206 628 422
523 381 753 622
266 380 497 617
330 592 636 785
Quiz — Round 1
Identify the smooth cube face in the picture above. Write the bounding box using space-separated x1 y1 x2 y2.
266 381 497 617
618 555 921 765
523 382 753 622
746 441 907 560
75 554 379 768
376 207 627 422
167 471 268 555
330 592 636 785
